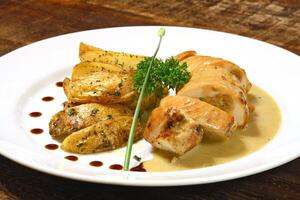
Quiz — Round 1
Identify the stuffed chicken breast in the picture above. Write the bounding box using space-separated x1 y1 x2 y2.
144 96 235 155
176 52 252 128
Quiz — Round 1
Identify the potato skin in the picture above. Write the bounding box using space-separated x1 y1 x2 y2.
63 61 161 109
49 103 133 138
61 116 143 154
79 42 145 70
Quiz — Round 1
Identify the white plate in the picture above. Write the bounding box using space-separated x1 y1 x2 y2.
0 26 299 186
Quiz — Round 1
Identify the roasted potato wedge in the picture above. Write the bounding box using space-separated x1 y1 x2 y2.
63 61 162 108
63 61 135 104
71 61 133 81
61 116 143 154
49 103 133 138
79 42 145 70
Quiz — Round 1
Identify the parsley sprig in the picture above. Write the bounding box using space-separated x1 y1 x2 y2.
123 28 190 171
134 57 190 96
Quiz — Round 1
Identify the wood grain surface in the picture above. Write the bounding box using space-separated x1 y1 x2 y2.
0 0 299 199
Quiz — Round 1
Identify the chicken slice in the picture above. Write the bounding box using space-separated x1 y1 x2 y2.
49 103 132 138
61 116 142 154
176 52 251 92
144 96 235 155
177 65 250 128
159 96 236 135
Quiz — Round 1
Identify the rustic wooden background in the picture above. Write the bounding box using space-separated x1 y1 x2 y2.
0 0 299 199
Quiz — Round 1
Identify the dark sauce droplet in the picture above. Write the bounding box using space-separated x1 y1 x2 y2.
130 163 146 172
89 161 103 167
42 96 54 102
109 164 123 170
65 155 78 161
31 128 43 134
29 112 42 117
56 81 63 87
45 144 59 150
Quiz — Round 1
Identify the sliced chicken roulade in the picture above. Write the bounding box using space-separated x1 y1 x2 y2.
176 52 252 93
176 52 252 128
177 66 250 128
144 96 235 155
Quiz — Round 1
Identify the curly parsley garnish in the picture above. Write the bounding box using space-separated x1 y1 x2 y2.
134 57 190 96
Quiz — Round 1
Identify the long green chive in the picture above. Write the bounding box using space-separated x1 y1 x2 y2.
123 28 166 171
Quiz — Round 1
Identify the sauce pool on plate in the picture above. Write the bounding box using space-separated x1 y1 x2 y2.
143 85 281 172
29 112 42 117
89 161 103 167
65 155 78 161
30 128 43 134
130 163 146 172
56 81 63 87
42 96 54 102
109 164 123 170
45 144 59 150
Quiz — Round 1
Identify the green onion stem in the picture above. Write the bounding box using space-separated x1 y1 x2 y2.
123 28 165 171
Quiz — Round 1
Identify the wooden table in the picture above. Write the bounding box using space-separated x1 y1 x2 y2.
0 1 299 199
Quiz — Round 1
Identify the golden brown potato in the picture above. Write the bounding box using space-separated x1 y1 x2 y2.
61 116 143 154
49 103 133 138
63 61 161 109
63 61 136 104
79 42 145 70
63 74 135 104
71 61 133 80
79 42 101 55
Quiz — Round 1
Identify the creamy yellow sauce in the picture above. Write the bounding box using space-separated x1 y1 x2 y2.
143 85 281 171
